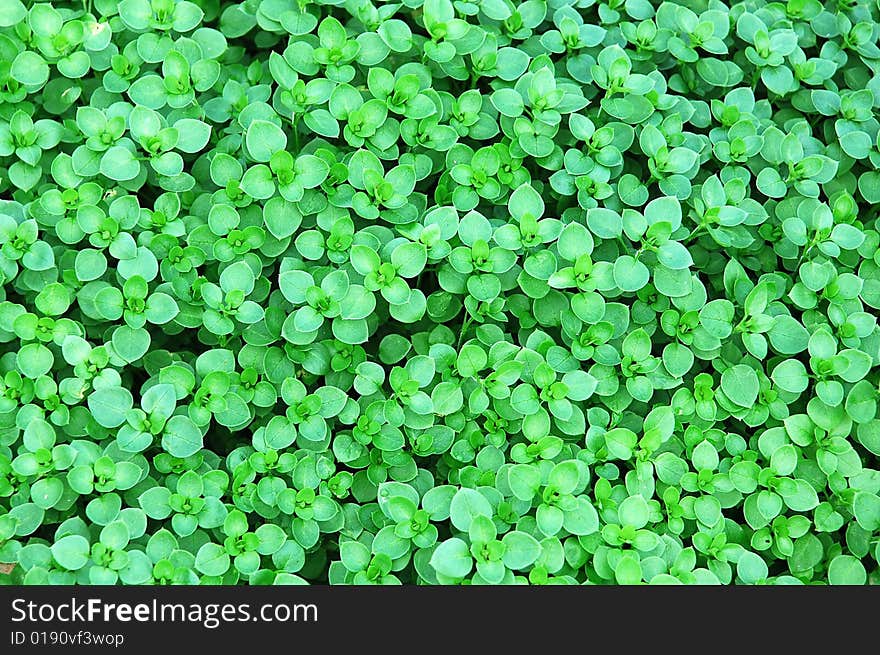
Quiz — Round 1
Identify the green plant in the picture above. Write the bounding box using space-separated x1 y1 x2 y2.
0 0 879 587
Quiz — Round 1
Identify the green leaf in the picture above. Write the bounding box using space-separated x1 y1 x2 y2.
430 538 472 579
853 492 880 532
161 415 203 458
613 256 649 292
721 365 759 408
246 120 287 163
88 387 134 428
174 119 212 153
195 543 230 576
101 146 141 181
769 316 810 354
615 555 642 585
11 51 49 86
618 495 650 529
501 531 541 569
51 535 90 571
0 0 27 27
17 343 53 378
391 242 427 278
828 555 866 585
509 183 544 221
139 487 173 519
449 488 492 532
771 359 808 394
112 326 151 363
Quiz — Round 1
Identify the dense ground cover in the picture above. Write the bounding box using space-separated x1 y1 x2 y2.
0 0 879 585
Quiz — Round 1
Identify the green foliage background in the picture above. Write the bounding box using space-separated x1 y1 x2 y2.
1 0 879 585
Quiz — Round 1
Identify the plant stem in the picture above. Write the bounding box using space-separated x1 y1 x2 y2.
457 313 474 349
